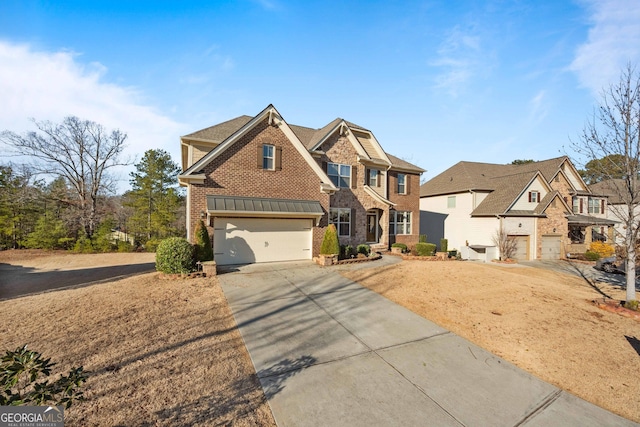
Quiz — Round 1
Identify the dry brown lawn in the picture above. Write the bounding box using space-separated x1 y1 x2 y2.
0 251 275 427
342 260 640 423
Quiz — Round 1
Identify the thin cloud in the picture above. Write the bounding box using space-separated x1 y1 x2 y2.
0 40 187 190
431 26 485 97
528 90 548 125
570 0 640 93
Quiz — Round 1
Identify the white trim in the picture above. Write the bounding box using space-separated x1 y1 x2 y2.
364 185 396 206
208 210 324 225
186 185 192 242
505 172 553 213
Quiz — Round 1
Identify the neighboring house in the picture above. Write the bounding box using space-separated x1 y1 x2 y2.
178 104 424 265
590 178 640 247
419 157 615 261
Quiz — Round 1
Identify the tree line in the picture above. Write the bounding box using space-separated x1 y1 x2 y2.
0 117 184 251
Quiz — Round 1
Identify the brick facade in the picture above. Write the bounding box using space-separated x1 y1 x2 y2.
537 195 569 258
188 117 330 256
388 171 421 246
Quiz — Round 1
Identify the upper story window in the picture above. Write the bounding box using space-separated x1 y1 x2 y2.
328 163 351 188
262 144 274 170
528 191 540 203
367 169 379 187
573 197 581 214
588 198 601 214
397 173 406 194
447 196 456 208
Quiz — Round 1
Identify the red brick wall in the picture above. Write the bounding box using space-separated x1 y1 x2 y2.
388 171 421 246
188 117 330 256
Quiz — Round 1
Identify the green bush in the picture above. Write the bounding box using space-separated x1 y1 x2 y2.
1 345 86 408
391 242 408 252
155 237 195 274
345 245 355 258
117 240 133 252
194 220 213 261
357 244 370 256
584 250 600 261
440 238 448 252
416 242 436 256
73 235 94 253
145 239 161 252
624 300 639 311
320 224 340 255
419 234 427 243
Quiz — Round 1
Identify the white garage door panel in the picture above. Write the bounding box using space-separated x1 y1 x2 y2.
541 236 561 260
510 235 529 261
214 218 312 265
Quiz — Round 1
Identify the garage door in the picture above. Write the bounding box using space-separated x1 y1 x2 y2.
213 218 313 265
510 235 529 261
541 235 561 260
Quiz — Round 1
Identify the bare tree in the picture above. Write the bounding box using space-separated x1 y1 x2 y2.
492 226 518 261
570 63 640 303
1 117 129 238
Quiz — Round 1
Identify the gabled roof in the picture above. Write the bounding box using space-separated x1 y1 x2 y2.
471 171 544 216
181 106 424 174
589 179 627 204
420 156 577 198
180 105 338 193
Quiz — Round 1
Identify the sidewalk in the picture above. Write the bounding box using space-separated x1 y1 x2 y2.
218 258 637 426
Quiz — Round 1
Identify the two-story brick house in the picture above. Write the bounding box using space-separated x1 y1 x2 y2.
420 157 615 261
179 104 424 265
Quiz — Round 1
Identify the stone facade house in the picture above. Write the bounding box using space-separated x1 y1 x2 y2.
419 157 615 261
179 104 424 265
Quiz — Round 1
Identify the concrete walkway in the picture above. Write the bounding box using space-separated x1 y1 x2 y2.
218 257 637 427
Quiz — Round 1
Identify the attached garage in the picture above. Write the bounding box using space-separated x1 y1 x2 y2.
541 235 561 260
207 196 324 266
510 235 530 261
214 218 313 265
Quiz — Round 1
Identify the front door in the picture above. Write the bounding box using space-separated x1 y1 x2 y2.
366 212 378 242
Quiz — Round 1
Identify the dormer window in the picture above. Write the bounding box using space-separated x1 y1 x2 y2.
529 191 539 203
367 169 379 187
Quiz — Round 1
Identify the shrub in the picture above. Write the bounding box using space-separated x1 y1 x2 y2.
416 242 436 256
584 250 600 261
440 238 448 252
320 224 340 255
194 220 213 261
0 345 86 408
345 245 355 258
73 235 94 253
624 300 639 311
589 241 615 258
155 237 195 274
145 239 161 252
391 242 408 252
357 244 370 256
419 234 427 243
117 240 133 252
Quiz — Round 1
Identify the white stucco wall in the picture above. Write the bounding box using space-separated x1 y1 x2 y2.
510 177 548 211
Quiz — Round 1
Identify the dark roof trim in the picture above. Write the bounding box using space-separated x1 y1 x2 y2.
566 214 618 226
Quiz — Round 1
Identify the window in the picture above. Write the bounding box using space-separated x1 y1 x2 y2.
528 191 539 203
390 211 412 235
330 208 351 236
262 144 274 170
397 173 406 194
588 198 601 214
447 196 456 208
328 163 351 188
572 197 580 214
368 169 379 187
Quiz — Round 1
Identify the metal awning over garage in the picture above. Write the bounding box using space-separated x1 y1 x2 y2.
206 195 325 224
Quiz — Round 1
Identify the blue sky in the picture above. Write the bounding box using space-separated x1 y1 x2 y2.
1 0 640 191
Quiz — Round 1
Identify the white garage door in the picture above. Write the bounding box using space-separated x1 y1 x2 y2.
213 218 313 265
510 235 529 261
541 236 561 260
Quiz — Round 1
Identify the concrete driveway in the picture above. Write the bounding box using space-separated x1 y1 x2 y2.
218 257 637 426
